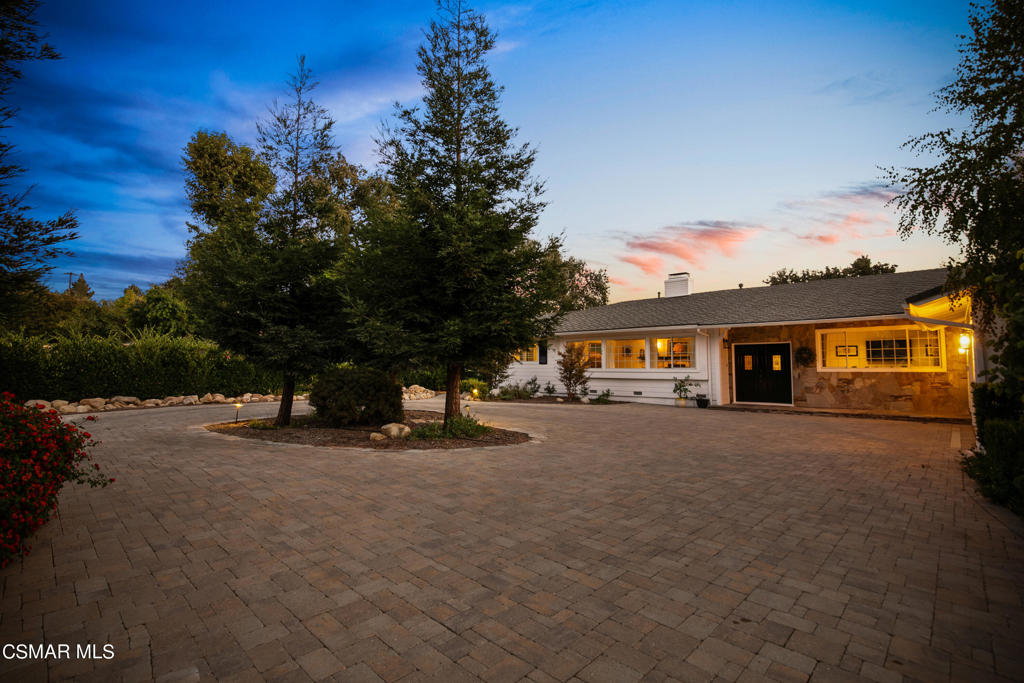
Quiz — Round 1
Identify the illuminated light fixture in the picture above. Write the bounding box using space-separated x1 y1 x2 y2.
233 402 244 423
656 339 666 353
472 387 479 399
959 333 971 354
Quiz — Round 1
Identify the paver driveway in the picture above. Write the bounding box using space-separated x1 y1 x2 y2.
1 399 1021 682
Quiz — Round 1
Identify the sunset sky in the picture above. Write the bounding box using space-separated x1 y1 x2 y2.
11 0 970 300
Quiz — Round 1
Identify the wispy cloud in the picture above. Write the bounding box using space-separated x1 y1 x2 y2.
619 254 664 275
621 221 761 271
817 72 901 104
781 183 898 245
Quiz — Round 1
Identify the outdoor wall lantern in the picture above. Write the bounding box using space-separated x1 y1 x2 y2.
959 333 971 354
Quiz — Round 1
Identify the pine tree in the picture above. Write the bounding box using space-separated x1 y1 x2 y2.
0 0 78 326
183 59 363 425
347 1 564 425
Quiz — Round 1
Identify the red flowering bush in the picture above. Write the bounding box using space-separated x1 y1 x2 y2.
0 392 112 568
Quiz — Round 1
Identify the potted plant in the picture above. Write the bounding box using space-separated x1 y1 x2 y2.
695 393 711 409
673 376 696 407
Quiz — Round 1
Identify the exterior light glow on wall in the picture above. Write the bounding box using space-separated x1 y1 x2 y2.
959 333 971 354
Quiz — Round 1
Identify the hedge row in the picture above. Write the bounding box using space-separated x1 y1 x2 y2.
0 331 283 401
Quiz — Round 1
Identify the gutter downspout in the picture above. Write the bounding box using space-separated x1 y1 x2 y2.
696 327 712 405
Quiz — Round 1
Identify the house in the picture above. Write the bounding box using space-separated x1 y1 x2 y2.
507 269 981 419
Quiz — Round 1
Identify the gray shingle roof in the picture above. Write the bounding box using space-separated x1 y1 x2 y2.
556 268 948 333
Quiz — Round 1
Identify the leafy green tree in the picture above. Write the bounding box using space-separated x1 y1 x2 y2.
183 59 362 425
0 0 78 327
764 255 897 286
127 282 193 336
885 0 1023 418
345 1 564 424
558 255 610 311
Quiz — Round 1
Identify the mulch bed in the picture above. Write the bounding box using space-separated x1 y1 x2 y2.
205 410 530 450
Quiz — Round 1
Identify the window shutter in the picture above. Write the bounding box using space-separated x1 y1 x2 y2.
538 341 548 364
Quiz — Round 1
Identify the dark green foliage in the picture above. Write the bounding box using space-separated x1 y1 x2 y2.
593 389 613 404
764 256 897 286
460 378 488 396
183 58 364 426
399 367 447 391
411 413 489 440
309 366 403 427
498 383 532 400
127 280 194 336
0 330 281 400
67 273 92 299
0 1 78 329
557 343 589 401
523 376 540 397
345 1 565 425
557 256 610 311
543 381 556 395
962 418 1024 515
885 1 1024 484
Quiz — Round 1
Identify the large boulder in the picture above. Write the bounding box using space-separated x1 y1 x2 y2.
163 396 183 405
369 432 387 442
80 398 107 410
111 395 140 405
211 393 227 403
51 400 69 409
199 393 214 404
182 395 199 406
141 399 161 407
24 399 51 410
381 423 411 439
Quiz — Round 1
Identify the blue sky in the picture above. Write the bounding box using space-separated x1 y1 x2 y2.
10 0 970 300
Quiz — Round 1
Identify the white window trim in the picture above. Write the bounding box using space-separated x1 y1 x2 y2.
815 325 946 373
562 334 703 374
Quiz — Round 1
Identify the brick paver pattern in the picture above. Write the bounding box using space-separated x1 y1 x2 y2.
1 398 1021 682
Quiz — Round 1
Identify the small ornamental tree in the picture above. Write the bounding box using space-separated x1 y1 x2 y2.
557 343 589 401
0 393 112 567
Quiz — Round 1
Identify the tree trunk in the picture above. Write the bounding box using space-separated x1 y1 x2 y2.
275 373 296 427
443 363 462 427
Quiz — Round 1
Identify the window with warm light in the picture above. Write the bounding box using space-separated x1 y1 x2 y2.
607 339 645 368
654 337 694 368
514 344 538 362
818 326 943 371
568 340 603 368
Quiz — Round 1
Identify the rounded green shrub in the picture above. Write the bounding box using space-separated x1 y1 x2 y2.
310 366 403 427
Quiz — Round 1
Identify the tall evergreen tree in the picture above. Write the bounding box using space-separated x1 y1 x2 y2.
183 59 362 425
0 0 78 326
346 0 564 424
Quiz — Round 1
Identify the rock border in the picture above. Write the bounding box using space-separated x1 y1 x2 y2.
23 392 305 415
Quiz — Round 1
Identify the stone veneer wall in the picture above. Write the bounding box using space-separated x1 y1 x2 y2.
726 319 971 418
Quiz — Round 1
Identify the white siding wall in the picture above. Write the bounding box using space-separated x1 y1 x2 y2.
506 330 724 405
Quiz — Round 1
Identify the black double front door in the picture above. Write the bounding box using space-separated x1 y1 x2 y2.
734 343 792 404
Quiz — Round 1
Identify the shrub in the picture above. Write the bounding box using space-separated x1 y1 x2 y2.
460 378 489 397
498 382 533 400
593 389 613 404
310 366 403 426
0 330 283 400
411 414 490 440
963 418 1024 515
524 376 540 397
543 381 556 395
557 343 589 401
399 366 447 391
0 393 112 568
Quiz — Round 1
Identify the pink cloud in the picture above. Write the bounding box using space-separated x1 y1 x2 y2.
619 254 664 275
620 222 761 270
609 276 631 286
